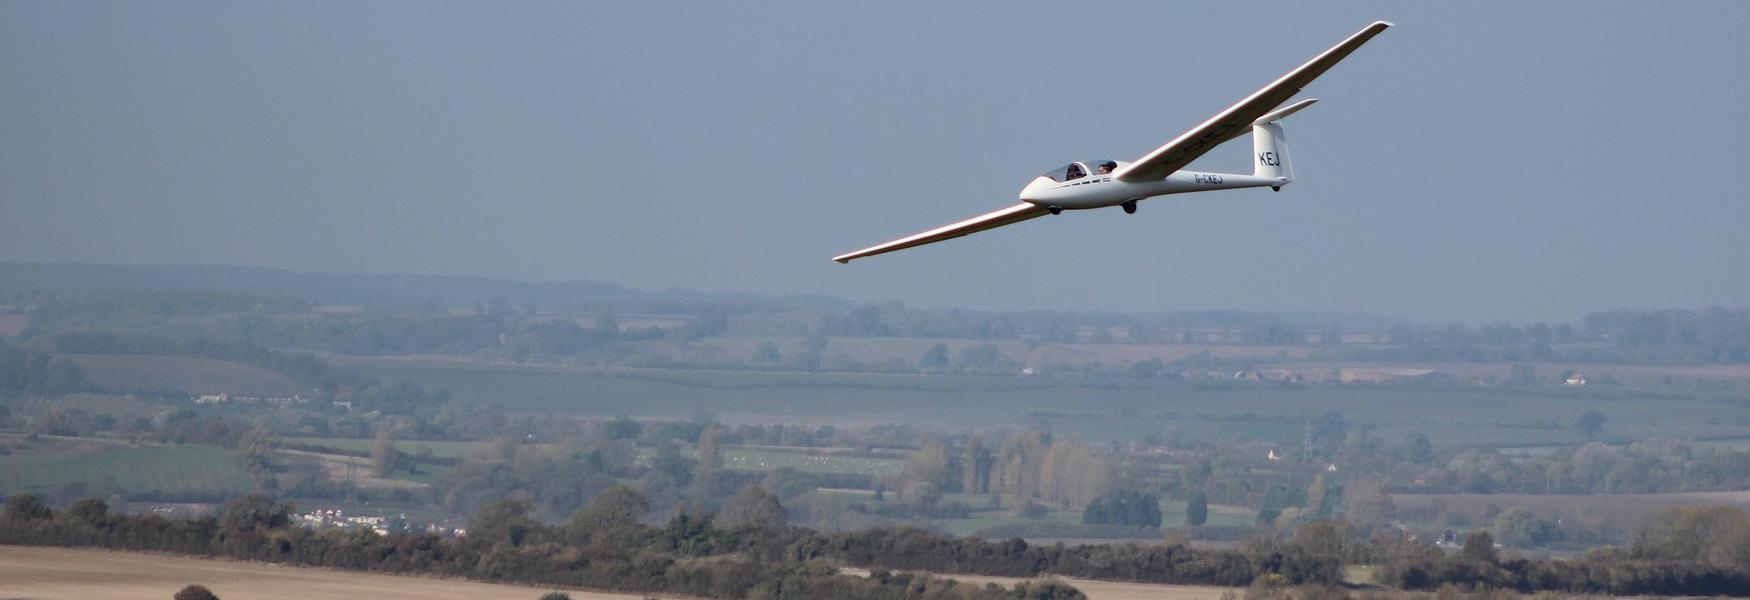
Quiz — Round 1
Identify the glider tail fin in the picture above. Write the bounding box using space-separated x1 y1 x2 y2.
1251 98 1316 184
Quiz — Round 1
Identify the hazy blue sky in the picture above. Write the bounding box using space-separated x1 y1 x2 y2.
3 2 1747 322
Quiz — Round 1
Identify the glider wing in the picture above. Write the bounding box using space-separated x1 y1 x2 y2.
1112 21 1392 182
832 202 1051 263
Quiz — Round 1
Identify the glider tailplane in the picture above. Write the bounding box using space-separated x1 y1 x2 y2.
1251 98 1315 183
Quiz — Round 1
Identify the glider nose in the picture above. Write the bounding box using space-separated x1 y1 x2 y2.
1018 176 1053 202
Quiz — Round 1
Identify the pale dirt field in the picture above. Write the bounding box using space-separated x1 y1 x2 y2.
841 567 1237 600
0 546 1240 600
0 546 656 600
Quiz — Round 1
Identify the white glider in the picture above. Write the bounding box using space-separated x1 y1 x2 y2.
833 20 1393 264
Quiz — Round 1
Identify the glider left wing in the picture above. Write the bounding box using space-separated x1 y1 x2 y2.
832 202 1051 263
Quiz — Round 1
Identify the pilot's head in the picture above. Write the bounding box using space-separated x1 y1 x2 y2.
1098 161 1116 174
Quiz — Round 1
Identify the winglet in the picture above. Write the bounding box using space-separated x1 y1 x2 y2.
1254 99 1318 125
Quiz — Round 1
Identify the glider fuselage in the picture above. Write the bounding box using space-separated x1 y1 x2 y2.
1019 166 1286 210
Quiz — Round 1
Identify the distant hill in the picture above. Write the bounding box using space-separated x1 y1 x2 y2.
0 262 852 315
0 262 1410 331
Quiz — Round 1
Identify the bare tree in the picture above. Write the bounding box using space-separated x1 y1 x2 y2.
370 427 396 477
718 485 787 531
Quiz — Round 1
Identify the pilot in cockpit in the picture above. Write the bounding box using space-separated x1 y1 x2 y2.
1097 161 1117 174
1065 163 1086 180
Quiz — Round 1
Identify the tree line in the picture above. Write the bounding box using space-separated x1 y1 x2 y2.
0 337 85 394
1375 506 1750 596
0 491 1085 600
1408 440 1750 495
8 488 1750 597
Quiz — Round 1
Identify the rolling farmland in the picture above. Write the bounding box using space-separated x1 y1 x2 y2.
719 446 903 476
335 358 1748 446
70 354 308 396
0 443 253 497
286 436 478 459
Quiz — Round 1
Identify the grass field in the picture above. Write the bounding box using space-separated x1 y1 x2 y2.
703 336 1312 367
276 449 432 491
336 359 1749 447
938 506 1082 537
821 490 1256 538
283 434 904 481
288 436 904 477
285 436 479 459
41 393 171 419
1344 565 1380 587
721 447 903 476
628 444 905 477
70 354 308 396
0 443 254 497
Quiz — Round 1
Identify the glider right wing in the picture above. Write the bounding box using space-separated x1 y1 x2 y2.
1112 21 1392 182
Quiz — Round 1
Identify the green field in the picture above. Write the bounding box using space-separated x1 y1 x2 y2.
70 354 308 396
283 434 904 479
630 445 905 477
285 436 479 459
820 490 1256 538
0 444 254 497
336 360 1748 446
707 336 1310 367
939 506 1087 537
400 462 457 484
44 394 171 420
721 447 902 476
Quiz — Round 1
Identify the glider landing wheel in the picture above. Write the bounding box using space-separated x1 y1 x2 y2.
1047 206 1063 215
1121 200 1137 214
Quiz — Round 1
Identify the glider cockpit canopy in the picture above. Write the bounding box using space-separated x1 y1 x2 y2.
1040 160 1119 183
